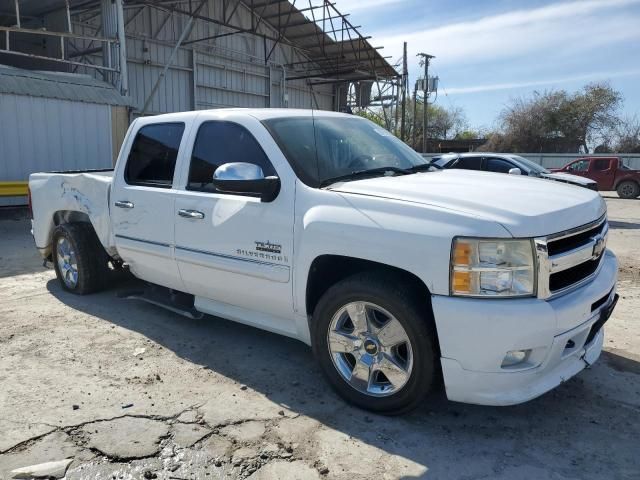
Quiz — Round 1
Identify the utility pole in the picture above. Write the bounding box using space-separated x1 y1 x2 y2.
400 42 408 141
411 80 418 149
417 53 435 153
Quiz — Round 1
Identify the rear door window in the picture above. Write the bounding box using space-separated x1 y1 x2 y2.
125 123 185 188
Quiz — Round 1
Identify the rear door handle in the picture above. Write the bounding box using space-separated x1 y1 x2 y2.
178 209 205 220
115 200 134 209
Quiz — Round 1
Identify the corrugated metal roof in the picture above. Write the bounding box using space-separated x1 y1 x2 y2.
0 65 131 106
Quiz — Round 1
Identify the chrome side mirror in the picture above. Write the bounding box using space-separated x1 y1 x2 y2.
212 162 280 202
508 167 522 175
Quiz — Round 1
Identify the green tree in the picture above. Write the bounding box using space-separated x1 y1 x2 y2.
354 110 385 127
481 83 622 153
615 116 640 153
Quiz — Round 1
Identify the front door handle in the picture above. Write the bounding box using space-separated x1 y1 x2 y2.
115 200 134 209
178 209 205 220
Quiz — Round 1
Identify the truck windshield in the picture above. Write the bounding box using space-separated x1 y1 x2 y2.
262 116 429 187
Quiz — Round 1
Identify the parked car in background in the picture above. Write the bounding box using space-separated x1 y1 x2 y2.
550 157 640 199
431 153 598 190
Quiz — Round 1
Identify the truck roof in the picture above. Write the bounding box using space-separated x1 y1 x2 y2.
135 108 354 125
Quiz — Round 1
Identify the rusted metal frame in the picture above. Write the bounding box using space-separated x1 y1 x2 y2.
141 0 208 115
265 0 297 62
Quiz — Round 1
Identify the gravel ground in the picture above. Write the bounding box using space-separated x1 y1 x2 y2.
0 194 638 480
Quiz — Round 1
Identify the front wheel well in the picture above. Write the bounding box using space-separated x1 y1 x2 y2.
305 255 432 318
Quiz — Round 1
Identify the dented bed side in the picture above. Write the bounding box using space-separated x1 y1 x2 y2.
29 171 116 259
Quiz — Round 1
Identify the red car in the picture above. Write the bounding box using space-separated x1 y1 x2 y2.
551 157 640 199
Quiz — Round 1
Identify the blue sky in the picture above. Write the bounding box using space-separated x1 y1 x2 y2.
332 0 640 131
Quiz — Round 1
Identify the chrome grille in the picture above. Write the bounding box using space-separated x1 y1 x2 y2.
535 215 608 299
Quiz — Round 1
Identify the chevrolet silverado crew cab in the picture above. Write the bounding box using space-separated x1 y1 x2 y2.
29 109 618 414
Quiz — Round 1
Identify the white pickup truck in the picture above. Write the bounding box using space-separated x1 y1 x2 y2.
29 109 618 413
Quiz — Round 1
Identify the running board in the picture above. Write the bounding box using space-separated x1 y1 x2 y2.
117 285 204 320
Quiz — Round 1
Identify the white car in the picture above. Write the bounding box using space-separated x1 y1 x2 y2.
432 152 599 190
28 109 618 413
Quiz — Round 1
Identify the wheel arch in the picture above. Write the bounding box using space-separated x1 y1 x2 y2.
614 177 640 190
305 254 436 325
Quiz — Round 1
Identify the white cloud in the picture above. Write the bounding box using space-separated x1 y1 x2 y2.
376 0 640 66
444 68 640 95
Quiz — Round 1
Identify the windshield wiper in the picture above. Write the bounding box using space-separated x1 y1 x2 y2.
320 166 411 187
407 162 438 172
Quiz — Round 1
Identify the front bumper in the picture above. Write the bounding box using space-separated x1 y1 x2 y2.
432 249 618 406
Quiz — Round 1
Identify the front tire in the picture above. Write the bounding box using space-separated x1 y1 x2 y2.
311 272 438 414
52 223 110 295
616 180 640 199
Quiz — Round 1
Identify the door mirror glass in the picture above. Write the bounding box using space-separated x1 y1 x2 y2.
212 162 280 202
508 167 522 175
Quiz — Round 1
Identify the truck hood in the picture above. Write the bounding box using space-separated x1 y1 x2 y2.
540 171 596 187
329 170 606 237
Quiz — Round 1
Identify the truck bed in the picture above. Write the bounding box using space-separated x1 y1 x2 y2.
29 170 115 257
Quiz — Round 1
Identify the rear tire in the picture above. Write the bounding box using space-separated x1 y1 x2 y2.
52 223 110 295
616 180 640 199
311 272 438 415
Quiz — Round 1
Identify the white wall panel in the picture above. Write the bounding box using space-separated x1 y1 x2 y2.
0 93 113 206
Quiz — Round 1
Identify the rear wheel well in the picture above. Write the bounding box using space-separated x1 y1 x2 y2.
53 210 91 227
306 255 433 318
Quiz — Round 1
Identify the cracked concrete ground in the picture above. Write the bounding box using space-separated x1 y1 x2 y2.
1 194 639 480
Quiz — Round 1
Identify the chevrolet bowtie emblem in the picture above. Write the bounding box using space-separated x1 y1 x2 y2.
592 234 606 260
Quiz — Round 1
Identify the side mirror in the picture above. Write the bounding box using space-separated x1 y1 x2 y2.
212 162 280 202
508 167 522 175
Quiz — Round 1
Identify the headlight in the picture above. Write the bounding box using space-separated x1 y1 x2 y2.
451 238 535 297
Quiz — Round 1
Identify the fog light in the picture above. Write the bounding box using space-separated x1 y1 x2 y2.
501 349 531 368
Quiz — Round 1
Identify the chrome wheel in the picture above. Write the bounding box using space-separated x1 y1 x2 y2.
327 301 413 397
56 236 78 288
